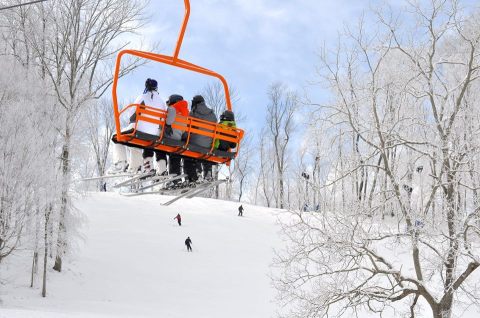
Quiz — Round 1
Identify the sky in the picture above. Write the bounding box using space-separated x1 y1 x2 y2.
116 0 377 133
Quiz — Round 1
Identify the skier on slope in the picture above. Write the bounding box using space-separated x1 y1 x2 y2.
108 78 167 175
183 95 217 184
174 213 182 226
185 236 192 252
238 205 244 217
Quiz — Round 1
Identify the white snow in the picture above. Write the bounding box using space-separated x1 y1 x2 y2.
0 192 284 318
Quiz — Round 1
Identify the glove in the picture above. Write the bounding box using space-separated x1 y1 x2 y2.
165 125 173 136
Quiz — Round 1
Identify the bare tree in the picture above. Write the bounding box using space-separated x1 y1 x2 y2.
233 133 253 202
265 83 297 209
256 130 274 207
275 1 480 318
85 98 115 190
202 81 243 199
202 81 240 119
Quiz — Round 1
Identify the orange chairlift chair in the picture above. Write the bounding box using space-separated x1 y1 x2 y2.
111 0 244 165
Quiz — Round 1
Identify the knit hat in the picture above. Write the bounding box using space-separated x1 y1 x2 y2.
220 110 235 121
167 94 184 105
144 78 158 93
191 95 205 107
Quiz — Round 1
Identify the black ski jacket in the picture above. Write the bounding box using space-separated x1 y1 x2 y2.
189 101 217 148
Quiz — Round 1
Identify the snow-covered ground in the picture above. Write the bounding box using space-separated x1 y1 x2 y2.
0 192 284 318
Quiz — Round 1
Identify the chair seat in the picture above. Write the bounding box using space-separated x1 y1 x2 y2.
161 137 184 147
187 143 210 155
135 131 159 141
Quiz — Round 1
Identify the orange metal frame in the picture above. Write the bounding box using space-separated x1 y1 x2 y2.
111 0 243 164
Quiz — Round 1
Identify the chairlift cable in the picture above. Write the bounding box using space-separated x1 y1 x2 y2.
0 0 47 11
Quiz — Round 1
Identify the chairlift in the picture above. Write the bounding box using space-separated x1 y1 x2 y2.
111 0 244 165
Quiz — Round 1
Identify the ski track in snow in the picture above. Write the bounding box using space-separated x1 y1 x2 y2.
0 192 284 318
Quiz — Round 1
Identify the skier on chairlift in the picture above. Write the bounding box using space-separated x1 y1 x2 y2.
215 110 237 152
165 94 188 181
183 95 217 185
108 78 166 175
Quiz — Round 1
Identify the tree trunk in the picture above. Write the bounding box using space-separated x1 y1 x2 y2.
238 175 245 202
279 175 284 209
96 158 105 191
42 209 49 297
54 131 71 272
214 165 219 199
30 251 38 287
432 299 453 318
42 246 47 297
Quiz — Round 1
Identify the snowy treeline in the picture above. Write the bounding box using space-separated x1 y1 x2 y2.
0 0 146 296
0 56 60 297
273 1 480 317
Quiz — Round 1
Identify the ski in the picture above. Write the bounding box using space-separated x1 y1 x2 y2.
119 174 188 196
161 179 227 206
120 188 184 197
113 171 156 188
185 179 226 198
120 190 163 197
161 186 201 206
135 174 187 192
79 173 137 182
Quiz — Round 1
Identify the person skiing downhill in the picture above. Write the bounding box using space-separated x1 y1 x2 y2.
185 236 192 252
238 205 244 217
174 213 182 226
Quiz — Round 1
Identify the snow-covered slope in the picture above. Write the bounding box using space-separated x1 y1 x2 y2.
0 192 283 318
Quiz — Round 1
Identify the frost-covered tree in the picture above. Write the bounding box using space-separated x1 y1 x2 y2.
0 54 60 299
85 98 115 190
201 81 247 200
11 0 148 272
260 83 298 209
275 1 480 318
233 133 253 202
202 81 240 120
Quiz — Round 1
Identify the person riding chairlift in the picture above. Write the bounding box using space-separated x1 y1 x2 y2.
215 110 237 152
164 94 189 182
108 78 167 175
182 95 217 184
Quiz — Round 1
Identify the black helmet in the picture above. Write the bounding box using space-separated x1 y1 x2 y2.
167 94 184 106
220 110 235 121
191 95 205 107
144 78 158 93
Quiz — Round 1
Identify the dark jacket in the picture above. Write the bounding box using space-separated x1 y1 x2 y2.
189 101 217 148
185 237 192 246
